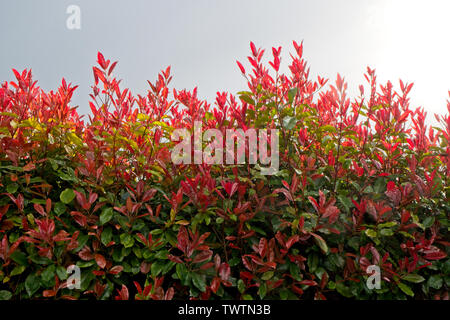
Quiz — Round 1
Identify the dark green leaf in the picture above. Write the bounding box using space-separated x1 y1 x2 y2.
428 275 443 289
191 273 206 292
101 227 113 246
0 290 12 300
100 207 114 225
25 274 41 297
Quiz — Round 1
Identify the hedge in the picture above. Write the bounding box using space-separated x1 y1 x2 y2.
0 41 448 300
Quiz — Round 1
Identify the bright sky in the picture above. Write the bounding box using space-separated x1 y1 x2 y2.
1 0 449 124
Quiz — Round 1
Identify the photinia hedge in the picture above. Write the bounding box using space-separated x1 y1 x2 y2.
0 42 448 300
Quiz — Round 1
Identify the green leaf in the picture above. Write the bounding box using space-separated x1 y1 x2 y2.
347 237 360 251
327 281 336 290
398 282 414 297
350 181 361 191
154 250 168 260
338 195 353 212
10 251 28 266
336 282 353 298
176 264 188 282
422 216 435 228
101 227 113 246
258 282 267 299
151 261 165 277
41 265 56 284
239 95 255 105
0 290 12 300
120 233 135 248
428 275 443 289
288 88 298 104
162 261 175 274
402 274 425 283
6 183 18 194
261 271 274 280
289 263 301 281
365 229 377 238
60 188 75 204
191 273 206 292
279 289 289 300
100 207 114 225
56 265 68 281
378 221 397 229
380 229 394 236
374 178 386 194
54 202 67 216
25 274 41 297
320 125 337 133
283 116 297 130
399 231 415 239
237 279 245 293
307 253 319 273
150 229 164 235
312 233 328 254
443 260 450 274
10 265 26 277
329 254 345 268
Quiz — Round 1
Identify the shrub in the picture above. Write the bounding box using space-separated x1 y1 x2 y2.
0 42 448 300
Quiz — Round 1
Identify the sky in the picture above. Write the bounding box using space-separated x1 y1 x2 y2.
1 0 450 124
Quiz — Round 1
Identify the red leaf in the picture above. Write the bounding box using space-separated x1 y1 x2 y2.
70 211 87 227
23 162 35 172
401 210 411 224
12 68 22 81
286 235 299 249
387 181 396 191
108 61 118 76
274 188 293 202
140 261 151 274
210 277 220 293
134 281 143 296
167 254 183 264
299 280 317 286
218 263 231 280
109 265 123 275
33 203 46 216
320 273 328 289
89 192 98 205
42 290 56 297
165 287 174 300
192 249 213 264
97 52 107 69
177 226 189 255
308 196 319 213
78 246 93 261
258 238 268 258
250 42 257 56
236 61 246 74
292 285 304 295
45 198 52 215
424 251 447 260
115 284 129 300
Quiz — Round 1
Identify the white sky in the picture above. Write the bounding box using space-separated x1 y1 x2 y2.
1 0 449 124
